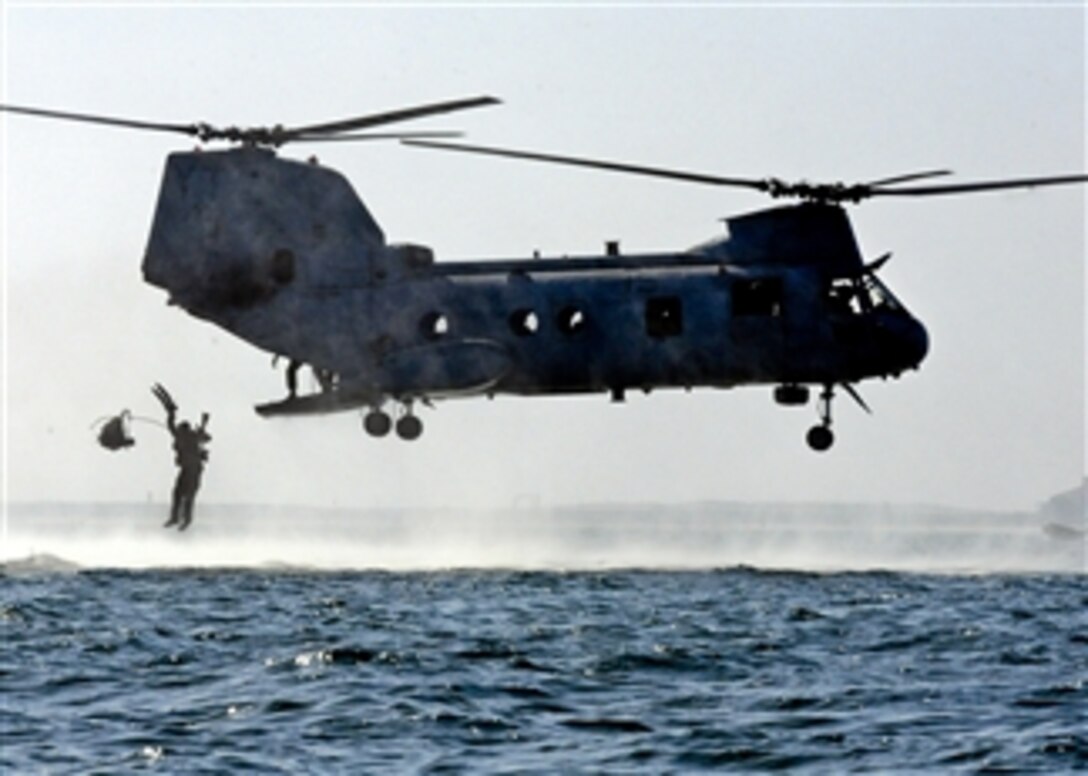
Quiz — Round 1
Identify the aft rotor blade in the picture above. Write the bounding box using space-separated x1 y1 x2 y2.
283 96 500 139
404 139 773 191
0 103 199 137
866 169 952 187
869 174 1088 198
292 130 465 143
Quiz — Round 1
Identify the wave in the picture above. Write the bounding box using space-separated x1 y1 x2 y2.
1 552 81 576
2 501 1083 574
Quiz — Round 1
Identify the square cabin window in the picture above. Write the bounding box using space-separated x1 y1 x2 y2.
646 296 684 338
732 278 783 317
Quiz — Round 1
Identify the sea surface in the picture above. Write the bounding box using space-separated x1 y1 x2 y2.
2 503 1085 773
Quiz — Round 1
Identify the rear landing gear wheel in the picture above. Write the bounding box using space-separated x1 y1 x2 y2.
395 414 423 441
363 409 392 437
806 425 834 452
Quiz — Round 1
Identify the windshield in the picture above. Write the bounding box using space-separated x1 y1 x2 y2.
826 274 904 315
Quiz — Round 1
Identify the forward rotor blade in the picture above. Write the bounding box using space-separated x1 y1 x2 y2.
0 103 199 137
283 96 500 140
869 174 1088 198
866 169 952 187
404 139 773 191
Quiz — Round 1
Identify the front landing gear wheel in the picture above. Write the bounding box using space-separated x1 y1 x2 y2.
804 384 836 452
395 414 423 441
806 425 834 452
363 409 392 437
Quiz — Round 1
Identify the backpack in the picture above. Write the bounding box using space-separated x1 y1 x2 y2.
98 412 135 451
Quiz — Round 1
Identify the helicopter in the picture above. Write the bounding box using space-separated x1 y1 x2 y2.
2 98 1085 451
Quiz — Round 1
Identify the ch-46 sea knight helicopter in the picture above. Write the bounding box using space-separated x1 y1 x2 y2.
3 98 1086 451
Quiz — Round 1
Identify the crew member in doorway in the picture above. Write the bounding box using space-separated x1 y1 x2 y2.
152 383 211 531
273 355 303 399
274 354 336 397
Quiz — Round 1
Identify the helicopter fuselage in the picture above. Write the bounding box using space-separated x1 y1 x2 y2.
142 147 928 443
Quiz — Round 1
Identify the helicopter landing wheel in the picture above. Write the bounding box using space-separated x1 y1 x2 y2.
395 413 423 441
363 408 392 437
805 384 835 452
806 425 834 452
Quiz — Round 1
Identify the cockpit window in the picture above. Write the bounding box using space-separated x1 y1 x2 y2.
826 275 903 315
827 278 864 315
863 274 903 311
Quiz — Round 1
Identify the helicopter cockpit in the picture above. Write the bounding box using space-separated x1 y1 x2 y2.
824 269 927 382
826 272 904 317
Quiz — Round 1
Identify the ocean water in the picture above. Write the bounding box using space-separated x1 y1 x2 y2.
2 504 1085 773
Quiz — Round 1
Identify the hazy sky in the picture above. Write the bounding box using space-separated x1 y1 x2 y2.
2 3 1084 512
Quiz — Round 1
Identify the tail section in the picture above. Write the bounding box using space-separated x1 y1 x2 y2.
142 148 385 355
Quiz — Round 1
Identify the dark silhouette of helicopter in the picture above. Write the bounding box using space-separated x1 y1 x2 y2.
3 98 1085 451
